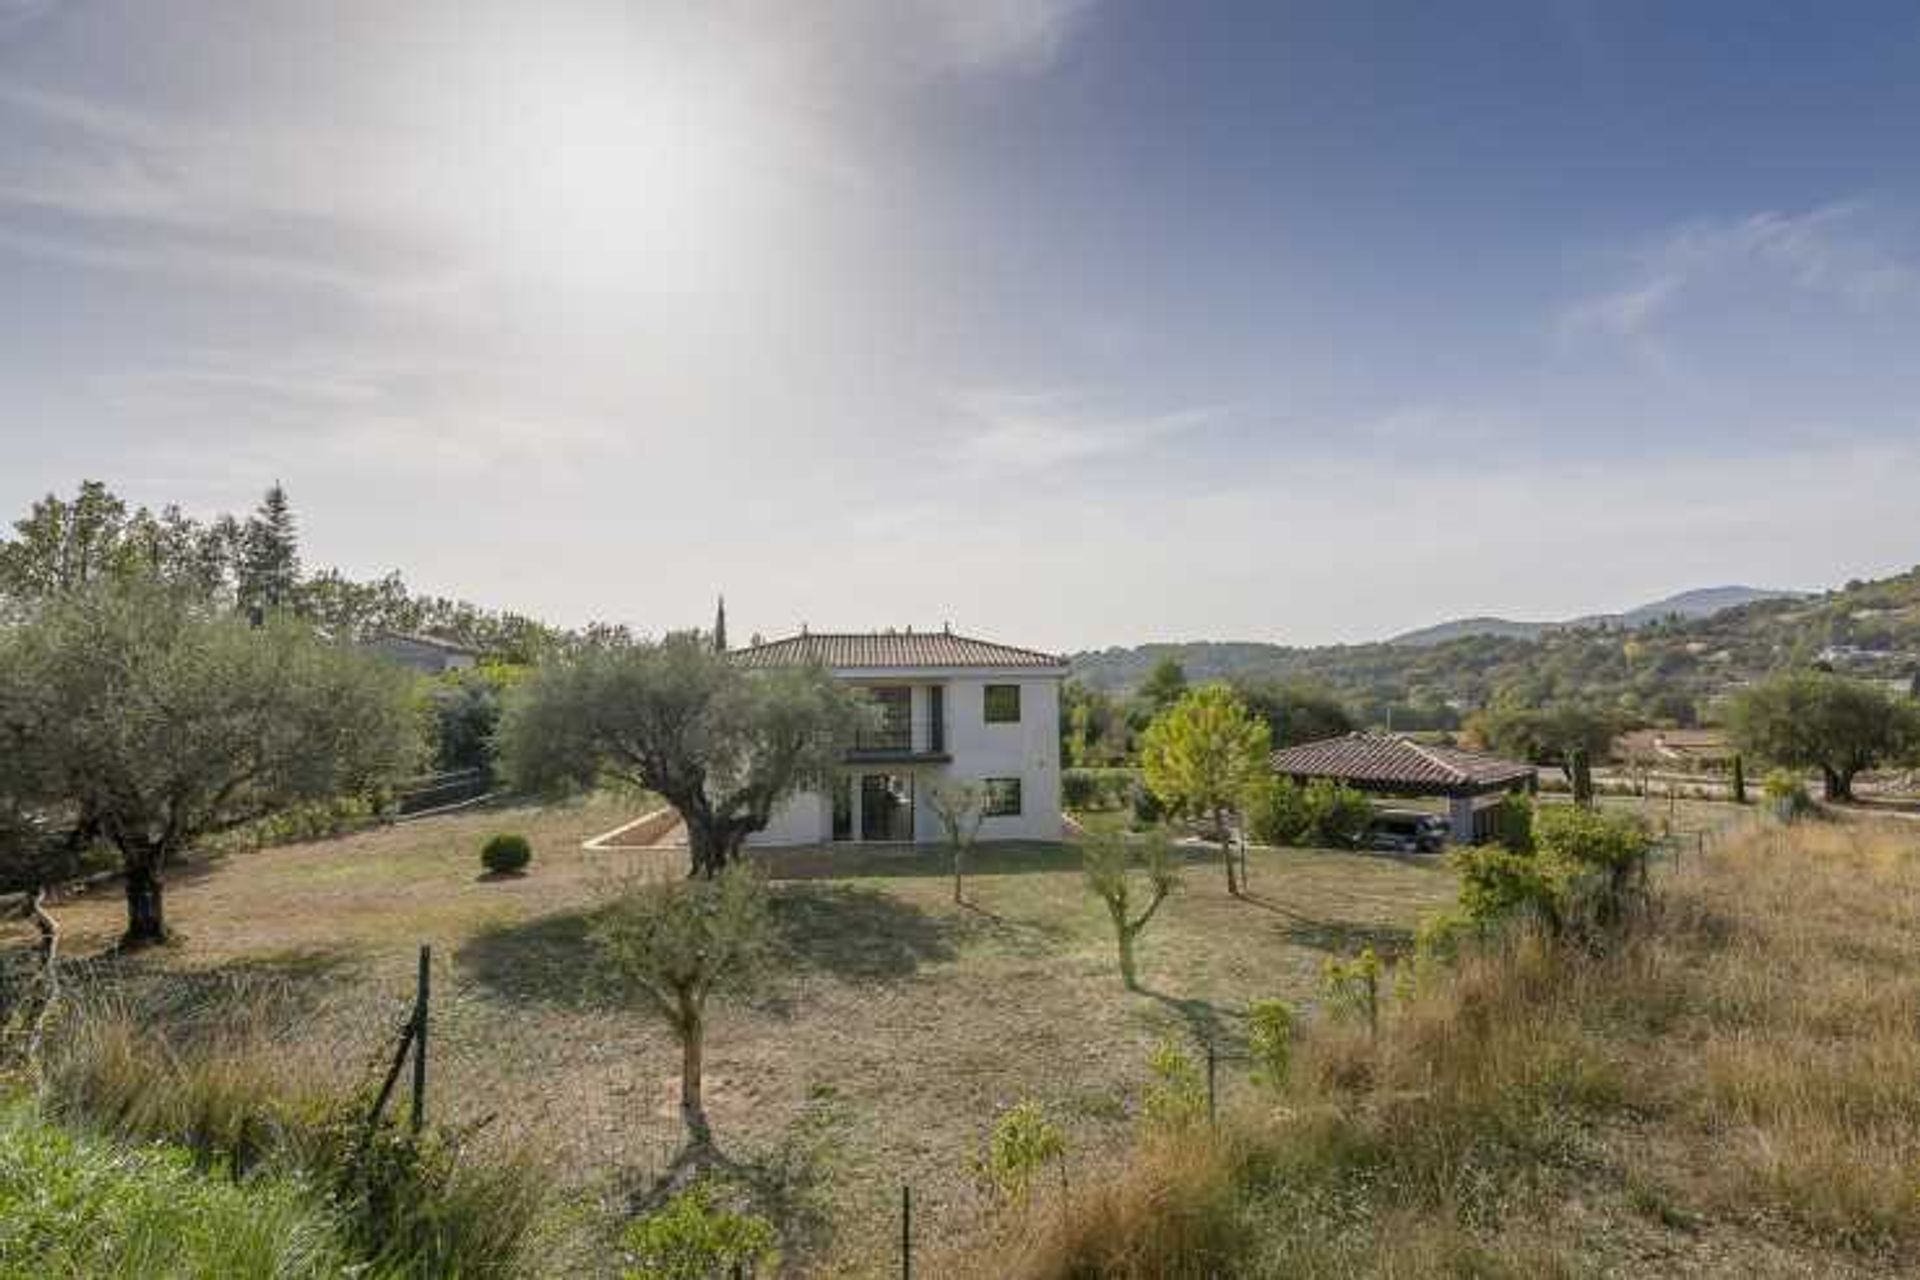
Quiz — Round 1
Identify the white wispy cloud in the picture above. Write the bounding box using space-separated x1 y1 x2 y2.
1558 203 1920 347
918 0 1095 75
949 389 1221 471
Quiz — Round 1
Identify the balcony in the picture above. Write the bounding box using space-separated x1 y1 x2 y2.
846 715 949 763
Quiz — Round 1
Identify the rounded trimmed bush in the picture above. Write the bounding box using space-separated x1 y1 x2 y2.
480 833 532 876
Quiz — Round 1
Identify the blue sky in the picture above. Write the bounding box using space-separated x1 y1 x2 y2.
3 1 1918 648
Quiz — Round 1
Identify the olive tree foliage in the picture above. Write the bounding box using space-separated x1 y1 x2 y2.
1139 685 1271 896
0 580 421 945
592 865 772 1149
1082 831 1181 990
1727 670 1920 801
500 635 868 877
927 781 986 904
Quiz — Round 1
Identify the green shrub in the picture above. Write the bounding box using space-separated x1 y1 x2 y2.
0 1102 349 1278
480 832 532 876
1246 999 1295 1092
1451 844 1562 930
1063 767 1139 811
1488 792 1535 853
1320 948 1384 1036
1763 769 1815 821
983 1100 1068 1202
620 1181 778 1280
1303 779 1373 847
1142 1039 1207 1133
1244 777 1312 846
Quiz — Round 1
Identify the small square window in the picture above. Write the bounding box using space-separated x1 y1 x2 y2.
984 684 1021 723
984 777 1023 817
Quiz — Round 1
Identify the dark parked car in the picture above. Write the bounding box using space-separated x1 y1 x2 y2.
1366 810 1449 854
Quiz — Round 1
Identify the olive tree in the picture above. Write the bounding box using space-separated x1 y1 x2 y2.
927 781 986 904
1 581 419 944
500 634 867 877
593 864 771 1148
1139 685 1271 896
1082 831 1181 990
1727 670 1920 801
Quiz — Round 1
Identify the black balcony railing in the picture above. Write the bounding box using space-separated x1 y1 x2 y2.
848 716 946 757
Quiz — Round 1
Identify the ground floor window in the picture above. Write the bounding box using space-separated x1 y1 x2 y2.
860 773 915 841
983 776 1022 817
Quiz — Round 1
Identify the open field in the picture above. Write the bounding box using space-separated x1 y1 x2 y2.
3 796 1474 1273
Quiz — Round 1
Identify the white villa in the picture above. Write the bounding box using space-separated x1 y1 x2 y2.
732 628 1068 846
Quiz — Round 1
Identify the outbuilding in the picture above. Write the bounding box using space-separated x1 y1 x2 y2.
1270 732 1537 844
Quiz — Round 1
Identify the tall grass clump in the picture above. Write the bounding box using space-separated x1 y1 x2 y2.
32 985 553 1277
0 1100 349 1278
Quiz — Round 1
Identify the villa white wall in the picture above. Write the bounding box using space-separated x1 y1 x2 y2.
744 669 1063 847
919 674 1061 842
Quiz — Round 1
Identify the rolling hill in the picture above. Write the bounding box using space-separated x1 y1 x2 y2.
1385 586 1800 647
1069 570 1920 724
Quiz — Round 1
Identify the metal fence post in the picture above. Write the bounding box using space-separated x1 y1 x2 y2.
900 1184 912 1280
410 944 430 1135
1206 1036 1217 1127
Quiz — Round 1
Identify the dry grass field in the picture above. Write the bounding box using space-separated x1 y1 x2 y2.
4 795 1475 1274
970 814 1920 1278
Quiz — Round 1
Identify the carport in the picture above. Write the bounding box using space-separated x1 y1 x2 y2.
1269 732 1538 844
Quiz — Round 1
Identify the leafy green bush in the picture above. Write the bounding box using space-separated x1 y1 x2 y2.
1320 948 1385 1035
480 832 532 876
984 1100 1068 1202
1142 1039 1207 1133
1763 769 1815 821
1246 999 1295 1092
0 1102 349 1278
1452 844 1562 929
1062 767 1140 811
1302 779 1372 847
1244 777 1311 846
1488 792 1535 853
620 1181 778 1280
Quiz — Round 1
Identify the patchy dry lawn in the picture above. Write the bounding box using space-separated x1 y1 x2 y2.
9 798 1482 1273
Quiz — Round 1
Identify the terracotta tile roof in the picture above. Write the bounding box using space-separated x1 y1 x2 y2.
731 630 1067 671
1271 733 1536 794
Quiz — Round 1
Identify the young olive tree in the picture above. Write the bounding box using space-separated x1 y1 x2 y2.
927 782 986 904
1082 831 1181 990
2 581 419 944
501 634 867 877
1139 685 1271 896
593 864 772 1148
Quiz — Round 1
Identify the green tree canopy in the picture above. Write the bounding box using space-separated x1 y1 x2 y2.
1139 684 1271 896
1230 678 1355 747
0 580 420 943
500 634 867 876
1727 670 1920 800
1466 702 1618 779
1138 656 1189 713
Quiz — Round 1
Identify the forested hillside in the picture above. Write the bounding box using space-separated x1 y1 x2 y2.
1073 566 1920 726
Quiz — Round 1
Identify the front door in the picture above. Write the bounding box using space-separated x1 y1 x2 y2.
860 773 913 842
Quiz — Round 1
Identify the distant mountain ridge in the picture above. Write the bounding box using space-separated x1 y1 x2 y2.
1386 586 1802 647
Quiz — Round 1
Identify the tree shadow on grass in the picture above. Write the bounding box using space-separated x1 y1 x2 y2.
456 907 622 1011
1134 985 1240 1050
458 884 964 1014
767 884 960 982
1235 892 1416 958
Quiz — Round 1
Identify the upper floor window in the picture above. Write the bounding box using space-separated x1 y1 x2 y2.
984 684 1021 724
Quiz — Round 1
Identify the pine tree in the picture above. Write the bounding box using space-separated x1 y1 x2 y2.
239 482 300 617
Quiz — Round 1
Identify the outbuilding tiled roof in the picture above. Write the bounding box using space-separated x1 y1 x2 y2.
731 630 1067 671
1271 733 1536 795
